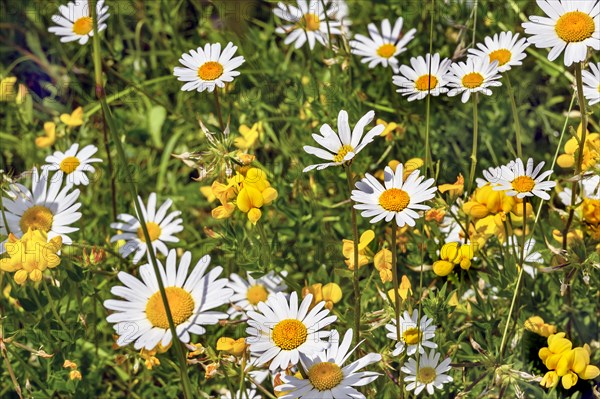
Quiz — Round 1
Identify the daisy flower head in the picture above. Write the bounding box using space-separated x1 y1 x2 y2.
173 42 245 93
48 0 109 45
245 291 337 371
349 17 417 72
104 249 232 350
582 62 600 106
447 55 502 102
486 158 556 200
0 168 81 247
303 110 384 172
468 31 530 72
351 163 437 227
522 0 600 67
276 329 382 399
385 309 438 356
43 143 102 186
110 193 183 264
227 271 288 317
401 349 453 396
273 0 344 50
392 53 452 101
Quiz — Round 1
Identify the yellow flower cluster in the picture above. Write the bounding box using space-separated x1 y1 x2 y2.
140 342 171 370
539 333 600 389
211 167 278 225
35 107 84 148
0 229 62 284
387 275 412 303
557 123 599 171
524 316 556 338
63 359 82 381
216 337 247 357
302 282 342 310
234 122 262 150
342 230 374 269
432 242 476 276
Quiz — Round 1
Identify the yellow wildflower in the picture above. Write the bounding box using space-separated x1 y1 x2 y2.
0 229 62 285
187 343 206 358
524 316 557 337
303 282 342 310
60 106 84 127
200 186 216 202
557 123 599 171
69 370 82 381
425 208 446 223
438 174 464 197
35 122 57 148
373 248 392 283
432 242 476 276
234 122 261 149
63 360 78 370
343 230 374 269
140 348 160 370
216 337 247 357
387 275 412 303
0 76 17 101
376 118 404 141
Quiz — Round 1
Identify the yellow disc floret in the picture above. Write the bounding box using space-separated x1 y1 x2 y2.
415 74 438 91
272 319 308 350
511 176 535 193
73 17 93 35
308 361 344 391
137 222 162 242
462 72 484 89
19 205 54 233
417 366 437 384
146 287 195 329
246 284 269 305
301 13 321 31
60 156 81 174
489 49 512 66
198 62 224 81
555 11 595 43
402 327 423 345
333 144 354 163
377 43 397 58
379 188 410 212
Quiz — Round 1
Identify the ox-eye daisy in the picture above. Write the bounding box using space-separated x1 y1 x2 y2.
582 62 600 106
401 349 453 396
246 292 337 371
0 168 81 247
522 0 600 67
173 42 245 93
351 164 437 227
48 0 109 45
468 31 529 72
104 249 232 350
393 53 452 101
43 143 102 186
385 309 438 356
273 0 343 50
350 17 416 72
276 329 382 399
227 271 288 317
303 110 384 172
447 55 502 102
485 158 556 200
110 193 183 264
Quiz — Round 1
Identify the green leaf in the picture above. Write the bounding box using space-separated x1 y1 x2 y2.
148 105 166 148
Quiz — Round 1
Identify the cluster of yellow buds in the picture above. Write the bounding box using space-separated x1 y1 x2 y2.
432 242 476 276
539 333 600 389
342 230 374 269
302 282 342 310
139 342 170 370
63 359 82 381
0 229 62 284
211 167 278 225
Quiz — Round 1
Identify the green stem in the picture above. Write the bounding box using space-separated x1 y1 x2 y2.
89 1 194 397
214 89 225 131
345 164 361 346
505 75 522 158
424 0 435 177
467 93 479 195
390 224 401 343
41 279 69 332
256 221 272 268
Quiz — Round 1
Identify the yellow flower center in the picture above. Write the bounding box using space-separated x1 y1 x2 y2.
333 144 354 163
308 362 344 391
197 62 224 81
511 176 535 193
272 319 307 350
415 74 439 91
72 16 93 35
19 205 54 233
145 287 195 329
555 11 595 43
462 72 484 89
489 49 512 66
376 43 397 58
301 13 321 31
379 188 410 212
246 284 269 305
417 366 437 384
402 327 422 345
59 156 81 174
137 222 162 242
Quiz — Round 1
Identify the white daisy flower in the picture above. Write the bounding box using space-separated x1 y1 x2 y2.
447 55 502 103
173 42 245 93
0 168 81 247
276 329 382 399
385 309 438 356
468 31 530 72
42 143 102 186
522 0 600 67
349 17 416 72
273 0 344 50
104 249 232 350
558 173 600 206
220 389 261 399
582 62 600 106
303 110 384 172
227 271 288 317
351 164 437 227
401 349 453 396
392 53 452 101
485 158 556 200
110 193 183 264
246 291 337 371
48 0 109 45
